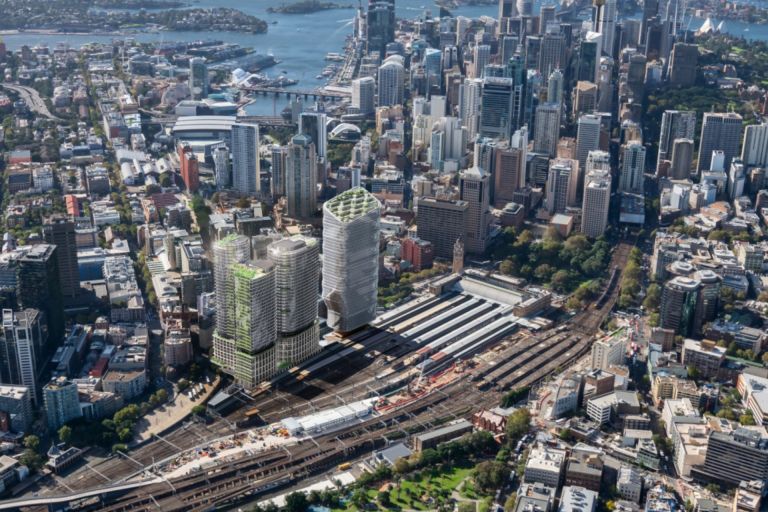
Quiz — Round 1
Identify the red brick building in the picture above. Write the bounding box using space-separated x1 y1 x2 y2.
178 144 199 193
401 237 434 272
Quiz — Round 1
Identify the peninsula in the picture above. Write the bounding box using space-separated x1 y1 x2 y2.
267 0 354 15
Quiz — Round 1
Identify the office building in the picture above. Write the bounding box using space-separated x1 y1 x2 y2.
573 81 598 116
459 165 491 255
458 78 482 141
668 43 698 87
585 150 610 175
741 123 768 169
576 114 602 180
657 110 696 171
189 57 208 100
352 76 376 115
285 134 318 219
494 127 527 206
378 56 405 107
480 77 514 139
559 487 597 512
0 385 32 433
17 244 64 344
473 44 491 79
669 138 694 179
546 159 578 215
581 169 611 238
231 122 261 196
268 236 321 367
213 145 230 190
215 260 276 389
415 197 469 259
697 112 743 173
538 31 565 78
299 111 327 160
695 429 768 487
660 276 700 337
0 309 44 405
270 145 286 197
322 188 380 333
547 69 564 104
534 103 561 158
578 32 602 83
681 339 725 380
597 0 617 57
367 0 395 57
619 141 645 194
43 377 81 430
178 144 200 193
42 215 80 300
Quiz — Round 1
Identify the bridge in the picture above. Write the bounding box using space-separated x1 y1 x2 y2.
144 114 294 127
0 478 162 511
242 85 351 100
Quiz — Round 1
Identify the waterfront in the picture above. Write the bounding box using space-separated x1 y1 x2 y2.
2 0 767 115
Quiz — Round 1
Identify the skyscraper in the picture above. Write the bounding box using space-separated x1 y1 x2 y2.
480 77 514 139
494 127 528 206
660 276 700 337
498 0 517 22
285 134 318 219
517 0 532 16
668 43 698 87
669 139 694 179
576 114 602 182
322 188 381 333
42 215 79 300
460 164 491 255
212 235 277 389
573 81 598 116
657 110 696 171
231 122 261 196
586 150 611 175
17 244 63 346
367 0 395 57
534 102 561 158
270 145 286 198
352 76 376 115
377 56 405 107
268 236 320 367
597 0 617 57
538 31 565 78
415 197 469 259
619 140 646 194
581 170 611 238
472 44 491 79
741 123 768 168
43 377 80 430
458 78 482 140
546 159 578 214
0 309 45 405
578 32 602 83
189 57 208 100
299 112 328 160
547 69 564 104
697 112 743 173
213 145 230 190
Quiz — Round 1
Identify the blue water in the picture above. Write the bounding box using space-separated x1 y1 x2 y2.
2 0 766 115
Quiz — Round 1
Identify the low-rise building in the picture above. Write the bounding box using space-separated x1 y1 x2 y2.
617 466 642 503
524 445 566 488
558 486 596 512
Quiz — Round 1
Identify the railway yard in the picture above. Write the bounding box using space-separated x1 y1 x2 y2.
11 242 633 512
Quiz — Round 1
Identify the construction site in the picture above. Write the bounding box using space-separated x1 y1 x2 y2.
6 242 634 512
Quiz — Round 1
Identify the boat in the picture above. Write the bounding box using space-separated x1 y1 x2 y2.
316 74 323 79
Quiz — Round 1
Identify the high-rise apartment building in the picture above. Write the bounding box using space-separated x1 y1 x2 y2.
189 57 208 100
43 377 81 430
378 56 405 107
231 122 261 196
494 127 528 206
299 112 328 160
352 76 376 115
458 78 482 141
619 140 646 194
178 144 200 193
660 276 700 337
270 145 287 198
285 134 318 219
546 159 578 214
322 188 381 333
415 197 469 259
697 112 743 173
741 123 768 169
367 0 395 57
0 385 32 433
268 236 320 367
581 169 611 238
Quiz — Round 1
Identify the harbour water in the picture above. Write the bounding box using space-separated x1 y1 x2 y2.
1 1 766 115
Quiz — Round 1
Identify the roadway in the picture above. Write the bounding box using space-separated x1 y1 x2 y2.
0 83 61 120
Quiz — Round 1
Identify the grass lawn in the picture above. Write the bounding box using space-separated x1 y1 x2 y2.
333 465 475 511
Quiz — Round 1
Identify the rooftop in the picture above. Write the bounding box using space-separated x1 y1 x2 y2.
324 187 380 223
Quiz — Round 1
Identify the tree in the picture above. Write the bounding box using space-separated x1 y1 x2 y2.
377 490 391 507
191 405 206 416
58 425 72 444
504 494 517 512
393 457 410 474
474 461 506 492
643 283 662 311
284 491 309 512
23 435 40 452
739 410 756 426
506 408 531 446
